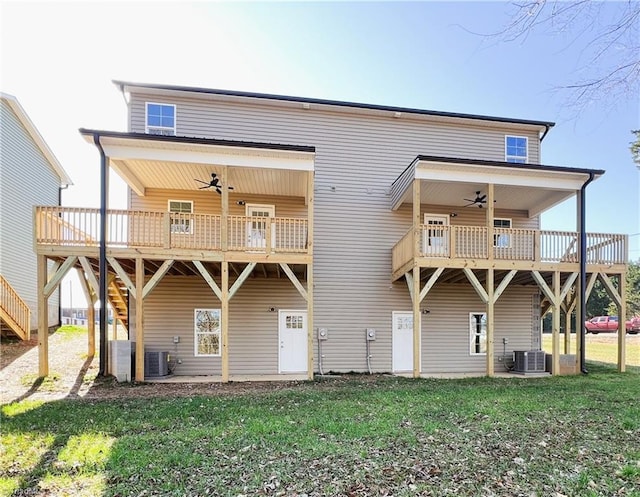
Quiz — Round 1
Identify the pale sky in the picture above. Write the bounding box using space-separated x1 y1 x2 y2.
1 1 639 307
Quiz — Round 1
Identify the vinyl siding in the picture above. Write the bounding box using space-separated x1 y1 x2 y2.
0 101 60 328
125 90 544 375
140 276 305 376
130 188 306 218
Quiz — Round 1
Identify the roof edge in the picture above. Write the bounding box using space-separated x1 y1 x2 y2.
415 155 605 177
112 80 556 129
1 92 73 185
79 128 316 154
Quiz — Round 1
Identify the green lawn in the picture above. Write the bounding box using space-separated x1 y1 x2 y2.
2 368 639 496
542 334 640 367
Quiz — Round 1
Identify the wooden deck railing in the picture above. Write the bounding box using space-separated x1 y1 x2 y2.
35 207 308 254
0 274 31 340
392 224 628 272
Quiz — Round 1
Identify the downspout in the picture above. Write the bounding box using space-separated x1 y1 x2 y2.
93 133 109 376
540 124 551 142
579 172 596 374
57 184 69 327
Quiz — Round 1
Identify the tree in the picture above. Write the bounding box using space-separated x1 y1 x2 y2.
631 130 640 167
493 1 640 113
626 260 640 317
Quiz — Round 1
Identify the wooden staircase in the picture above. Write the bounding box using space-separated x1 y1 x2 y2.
107 274 129 333
0 275 31 340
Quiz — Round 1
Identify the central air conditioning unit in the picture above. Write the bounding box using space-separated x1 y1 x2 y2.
513 350 546 373
144 351 170 377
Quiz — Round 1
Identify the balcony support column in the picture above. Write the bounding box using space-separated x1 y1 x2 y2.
552 271 561 375
617 272 626 372
221 261 229 382
77 268 96 357
134 257 145 381
486 268 495 377
37 254 49 377
486 183 494 261
93 134 110 377
307 170 314 380
221 166 229 251
578 172 595 374
412 179 421 378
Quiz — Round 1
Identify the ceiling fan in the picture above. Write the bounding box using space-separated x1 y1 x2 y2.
194 173 234 195
463 191 487 208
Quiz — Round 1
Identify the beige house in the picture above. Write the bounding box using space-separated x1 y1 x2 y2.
34 82 628 381
1 93 72 340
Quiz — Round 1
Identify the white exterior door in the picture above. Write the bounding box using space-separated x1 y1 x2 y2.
279 310 308 373
246 204 275 250
423 214 449 256
392 311 418 373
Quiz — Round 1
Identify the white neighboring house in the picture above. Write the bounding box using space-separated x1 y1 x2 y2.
0 93 72 339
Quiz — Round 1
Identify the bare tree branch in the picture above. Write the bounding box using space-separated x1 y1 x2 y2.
488 0 640 114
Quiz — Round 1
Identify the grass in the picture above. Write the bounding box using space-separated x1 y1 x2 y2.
1 367 640 496
542 334 640 367
55 325 89 340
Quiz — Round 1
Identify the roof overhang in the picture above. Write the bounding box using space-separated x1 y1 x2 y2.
391 156 604 218
79 129 315 198
1 92 73 186
113 80 554 133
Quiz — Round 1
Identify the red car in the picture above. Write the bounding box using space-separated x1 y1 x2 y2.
585 316 640 334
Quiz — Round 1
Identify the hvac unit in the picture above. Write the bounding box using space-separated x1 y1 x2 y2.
144 351 170 377
513 350 546 373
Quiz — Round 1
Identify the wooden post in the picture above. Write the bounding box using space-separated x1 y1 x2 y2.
265 217 272 254
565 298 577 355
552 271 561 375
412 264 421 378
37 254 49 377
112 303 118 340
221 166 229 251
163 212 171 249
534 231 541 262
412 179 421 378
574 275 582 372
135 257 145 381
221 261 229 382
306 170 314 379
618 272 626 373
87 302 95 357
486 183 495 261
486 268 494 376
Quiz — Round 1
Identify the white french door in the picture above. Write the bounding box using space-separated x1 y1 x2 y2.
246 204 275 250
423 214 449 256
278 310 308 373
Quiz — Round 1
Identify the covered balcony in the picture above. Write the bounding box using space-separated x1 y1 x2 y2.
34 130 316 383
390 155 629 377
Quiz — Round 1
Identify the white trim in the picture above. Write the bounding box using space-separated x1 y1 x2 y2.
423 214 449 256
168 199 194 235
97 141 315 171
245 204 275 217
505 135 528 163
493 217 512 248
194 308 221 357
145 102 176 136
415 161 587 190
392 311 421 372
278 309 308 374
1 93 73 185
469 312 487 356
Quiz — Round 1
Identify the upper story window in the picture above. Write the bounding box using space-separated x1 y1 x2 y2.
505 136 528 163
146 102 176 136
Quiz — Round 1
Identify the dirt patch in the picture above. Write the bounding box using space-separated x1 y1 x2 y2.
2 329 637 405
